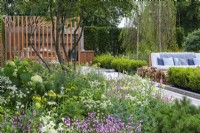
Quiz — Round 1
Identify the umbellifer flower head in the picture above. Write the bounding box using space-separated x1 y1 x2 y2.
31 75 43 83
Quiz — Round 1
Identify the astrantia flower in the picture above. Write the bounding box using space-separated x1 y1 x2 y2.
31 75 43 83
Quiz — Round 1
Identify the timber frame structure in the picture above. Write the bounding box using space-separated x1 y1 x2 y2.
1 16 84 66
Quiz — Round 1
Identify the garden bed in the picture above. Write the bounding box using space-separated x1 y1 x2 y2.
0 59 200 132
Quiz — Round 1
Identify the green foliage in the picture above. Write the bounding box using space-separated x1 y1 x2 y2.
168 67 200 92
93 55 147 74
176 27 185 48
93 54 114 68
185 29 200 52
132 96 200 133
84 26 123 54
176 1 200 34
111 57 147 73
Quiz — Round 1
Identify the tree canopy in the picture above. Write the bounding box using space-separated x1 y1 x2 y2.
0 0 134 27
176 0 200 34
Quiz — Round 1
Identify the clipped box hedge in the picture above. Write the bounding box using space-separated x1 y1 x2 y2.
93 55 147 73
93 55 114 69
168 67 200 93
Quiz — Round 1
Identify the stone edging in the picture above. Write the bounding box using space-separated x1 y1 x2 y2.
155 82 200 100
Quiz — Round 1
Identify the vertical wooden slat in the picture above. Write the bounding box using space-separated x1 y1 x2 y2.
9 17 12 60
18 16 20 57
78 17 81 63
74 18 77 63
54 17 57 61
22 16 24 58
4 17 8 62
29 17 32 58
50 23 53 60
58 19 61 54
66 21 68 60
34 16 36 60
13 16 16 58
38 17 41 60
61 21 64 62
26 16 28 57
46 24 49 61
70 20 73 62
42 21 44 59
5 17 7 62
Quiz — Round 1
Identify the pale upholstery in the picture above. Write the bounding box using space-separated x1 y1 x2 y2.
150 52 199 70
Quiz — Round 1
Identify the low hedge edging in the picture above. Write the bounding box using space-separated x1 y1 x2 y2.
93 55 147 74
168 67 200 93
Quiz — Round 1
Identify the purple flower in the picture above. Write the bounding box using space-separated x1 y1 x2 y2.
33 110 37 117
64 117 71 128
116 84 121 92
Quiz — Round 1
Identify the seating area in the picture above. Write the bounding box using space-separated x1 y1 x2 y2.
150 52 200 70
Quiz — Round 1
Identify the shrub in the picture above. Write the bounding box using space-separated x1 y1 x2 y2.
93 55 114 68
110 57 147 73
168 67 200 92
94 55 147 73
185 29 200 52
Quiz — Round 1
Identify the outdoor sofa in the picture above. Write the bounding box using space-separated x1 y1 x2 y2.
150 52 200 70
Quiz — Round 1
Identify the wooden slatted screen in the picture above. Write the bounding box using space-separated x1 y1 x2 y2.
2 16 81 64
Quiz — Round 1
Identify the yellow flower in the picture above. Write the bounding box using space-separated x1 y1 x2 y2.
122 86 129 90
48 90 57 97
35 102 41 108
33 96 42 102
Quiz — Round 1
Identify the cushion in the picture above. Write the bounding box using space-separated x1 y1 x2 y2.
173 58 181 66
188 59 194 65
160 53 195 60
163 58 174 66
157 58 164 65
179 59 188 65
193 58 200 65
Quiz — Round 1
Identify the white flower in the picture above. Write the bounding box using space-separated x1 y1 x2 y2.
6 60 15 67
49 121 55 127
31 75 43 83
101 94 106 99
47 102 57 105
58 123 64 131
49 129 57 133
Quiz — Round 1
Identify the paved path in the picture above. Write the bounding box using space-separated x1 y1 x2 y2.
81 66 200 106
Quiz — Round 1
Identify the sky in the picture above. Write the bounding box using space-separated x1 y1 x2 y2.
118 18 126 28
